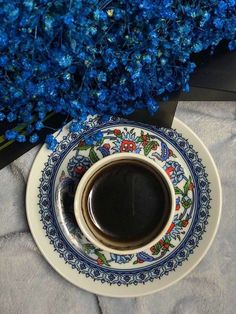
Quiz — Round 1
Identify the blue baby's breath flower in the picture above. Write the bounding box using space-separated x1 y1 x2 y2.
64 14 74 26
0 113 6 122
147 98 159 115
213 18 224 29
7 112 17 123
16 134 26 143
45 134 58 150
0 55 8 67
35 121 44 131
5 130 18 141
0 0 235 147
29 133 39 143
94 9 107 21
94 131 103 142
69 122 82 132
228 40 236 51
0 32 8 48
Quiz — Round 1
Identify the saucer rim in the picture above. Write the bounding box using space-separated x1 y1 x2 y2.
26 117 222 298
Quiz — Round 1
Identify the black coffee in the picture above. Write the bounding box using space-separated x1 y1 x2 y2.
85 160 171 249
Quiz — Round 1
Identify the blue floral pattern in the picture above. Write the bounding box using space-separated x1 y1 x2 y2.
163 161 184 185
110 254 134 265
67 154 91 179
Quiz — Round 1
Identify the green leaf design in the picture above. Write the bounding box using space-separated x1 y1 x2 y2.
136 137 143 143
183 176 192 195
74 145 91 151
165 237 171 244
141 130 144 137
89 147 99 163
143 141 153 156
174 187 183 195
182 199 192 209
95 251 110 266
152 243 161 255
83 243 95 254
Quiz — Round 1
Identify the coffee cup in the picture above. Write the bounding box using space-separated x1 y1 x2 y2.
74 153 175 255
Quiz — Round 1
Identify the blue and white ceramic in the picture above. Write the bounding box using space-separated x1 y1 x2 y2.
26 116 222 297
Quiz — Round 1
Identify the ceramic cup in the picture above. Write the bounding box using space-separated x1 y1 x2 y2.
74 153 175 254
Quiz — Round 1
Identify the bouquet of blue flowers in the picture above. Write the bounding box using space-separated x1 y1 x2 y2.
0 0 235 148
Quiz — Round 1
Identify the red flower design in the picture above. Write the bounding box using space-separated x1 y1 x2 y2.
120 140 137 152
165 166 175 177
159 239 169 249
97 258 104 266
114 129 121 136
103 143 110 150
182 220 189 227
74 166 86 174
142 135 148 147
176 203 180 211
163 243 169 250
167 222 175 234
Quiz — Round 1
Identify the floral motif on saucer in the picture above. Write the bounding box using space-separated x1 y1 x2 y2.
38 116 211 286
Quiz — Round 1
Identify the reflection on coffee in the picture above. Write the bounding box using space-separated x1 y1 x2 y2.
83 160 171 250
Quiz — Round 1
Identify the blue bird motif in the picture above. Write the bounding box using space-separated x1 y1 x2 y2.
136 251 155 263
152 141 172 161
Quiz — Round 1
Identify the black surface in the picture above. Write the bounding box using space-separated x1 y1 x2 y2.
125 91 179 128
190 42 236 93
0 113 65 169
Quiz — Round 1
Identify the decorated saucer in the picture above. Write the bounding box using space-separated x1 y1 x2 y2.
26 116 222 297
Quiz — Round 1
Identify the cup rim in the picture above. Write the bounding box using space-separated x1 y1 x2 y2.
74 152 176 255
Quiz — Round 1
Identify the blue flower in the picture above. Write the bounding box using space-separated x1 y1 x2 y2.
67 155 91 179
45 134 58 150
0 32 8 48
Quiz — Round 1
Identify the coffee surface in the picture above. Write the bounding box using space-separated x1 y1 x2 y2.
87 161 170 245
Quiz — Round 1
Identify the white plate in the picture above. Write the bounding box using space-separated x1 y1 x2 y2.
26 116 222 297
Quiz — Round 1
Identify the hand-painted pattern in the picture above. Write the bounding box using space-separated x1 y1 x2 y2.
38 116 211 285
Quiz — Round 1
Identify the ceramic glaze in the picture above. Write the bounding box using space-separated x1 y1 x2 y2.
26 116 222 297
